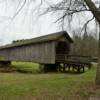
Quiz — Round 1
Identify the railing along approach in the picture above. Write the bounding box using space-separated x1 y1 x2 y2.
56 54 92 64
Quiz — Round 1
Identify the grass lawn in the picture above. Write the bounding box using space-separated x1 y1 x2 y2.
12 62 39 73
0 62 99 100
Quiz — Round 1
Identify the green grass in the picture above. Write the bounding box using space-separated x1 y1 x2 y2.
12 62 39 73
0 62 99 100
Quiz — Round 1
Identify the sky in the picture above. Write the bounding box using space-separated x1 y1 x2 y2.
0 0 99 45
0 0 62 45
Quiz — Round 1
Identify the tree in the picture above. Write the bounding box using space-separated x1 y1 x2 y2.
70 29 98 57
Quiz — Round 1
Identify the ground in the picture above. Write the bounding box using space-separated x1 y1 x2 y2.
0 62 99 100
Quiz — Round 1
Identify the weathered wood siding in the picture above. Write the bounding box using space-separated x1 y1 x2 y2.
0 41 56 64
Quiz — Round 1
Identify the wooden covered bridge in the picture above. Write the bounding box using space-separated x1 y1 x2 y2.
0 31 91 72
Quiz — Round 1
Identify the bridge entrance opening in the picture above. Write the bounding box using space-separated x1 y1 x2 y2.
56 41 70 62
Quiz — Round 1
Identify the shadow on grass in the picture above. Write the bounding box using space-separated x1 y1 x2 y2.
0 64 93 75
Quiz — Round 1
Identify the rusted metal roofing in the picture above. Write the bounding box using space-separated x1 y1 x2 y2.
0 31 73 49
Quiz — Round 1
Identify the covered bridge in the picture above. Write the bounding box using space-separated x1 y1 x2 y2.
0 31 73 72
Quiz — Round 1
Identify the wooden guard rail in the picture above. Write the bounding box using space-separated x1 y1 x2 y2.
56 54 92 64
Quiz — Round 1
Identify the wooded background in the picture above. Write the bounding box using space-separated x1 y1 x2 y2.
70 30 98 57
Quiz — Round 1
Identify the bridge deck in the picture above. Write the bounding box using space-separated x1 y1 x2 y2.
56 54 92 72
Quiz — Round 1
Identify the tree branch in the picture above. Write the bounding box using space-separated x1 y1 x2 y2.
11 0 26 20
84 0 100 24
81 16 95 33
54 9 90 23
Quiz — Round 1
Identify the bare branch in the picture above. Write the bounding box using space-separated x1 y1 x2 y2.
11 0 26 20
54 9 90 23
81 16 95 34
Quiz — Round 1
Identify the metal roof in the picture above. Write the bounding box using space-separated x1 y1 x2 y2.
0 31 73 49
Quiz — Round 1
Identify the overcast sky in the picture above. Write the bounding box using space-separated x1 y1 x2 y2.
0 0 99 45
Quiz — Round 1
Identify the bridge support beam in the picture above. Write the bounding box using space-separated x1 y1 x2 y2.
39 63 59 72
0 61 11 67
0 61 16 72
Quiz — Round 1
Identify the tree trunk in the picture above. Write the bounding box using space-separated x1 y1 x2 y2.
96 26 100 85
84 0 100 25
84 0 100 85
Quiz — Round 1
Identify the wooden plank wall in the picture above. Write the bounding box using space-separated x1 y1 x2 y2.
0 41 56 64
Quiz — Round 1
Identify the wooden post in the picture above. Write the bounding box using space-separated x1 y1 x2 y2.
68 65 70 72
77 66 80 73
83 66 85 72
39 63 59 72
63 63 66 72
72 65 75 72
